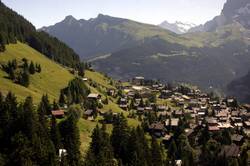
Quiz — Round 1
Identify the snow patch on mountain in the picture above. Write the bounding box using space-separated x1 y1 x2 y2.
159 21 196 34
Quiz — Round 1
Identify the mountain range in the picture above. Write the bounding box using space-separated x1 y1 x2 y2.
158 21 196 34
40 0 250 102
40 14 199 59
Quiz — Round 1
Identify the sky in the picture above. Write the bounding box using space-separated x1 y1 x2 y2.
2 0 227 29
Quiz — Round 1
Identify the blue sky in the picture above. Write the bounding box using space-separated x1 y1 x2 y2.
2 0 227 28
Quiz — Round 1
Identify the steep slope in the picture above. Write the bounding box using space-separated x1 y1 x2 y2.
0 42 74 103
40 14 200 59
189 0 250 32
0 1 80 67
227 71 250 103
159 21 196 34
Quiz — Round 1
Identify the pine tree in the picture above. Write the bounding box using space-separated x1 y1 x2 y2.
29 61 35 74
78 63 85 77
19 69 30 87
35 63 42 73
22 58 29 71
50 116 61 152
41 94 52 115
59 91 66 107
111 113 130 164
9 132 33 166
168 140 177 161
37 100 48 130
53 100 60 110
59 113 81 166
9 66 15 81
151 136 163 166
85 124 116 166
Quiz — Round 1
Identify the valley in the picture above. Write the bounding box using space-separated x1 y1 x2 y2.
0 0 249 165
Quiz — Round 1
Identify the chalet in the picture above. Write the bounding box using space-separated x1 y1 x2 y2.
182 95 191 101
120 98 127 104
127 91 135 98
144 106 153 112
87 93 101 101
231 111 240 117
175 160 182 166
231 117 243 128
197 108 206 118
120 104 128 110
244 121 250 129
189 99 199 108
157 105 167 112
51 110 65 118
137 107 145 114
160 90 172 99
165 118 179 129
227 98 237 107
218 122 232 129
212 103 221 110
82 77 88 81
219 144 240 158
216 110 229 121
174 110 184 118
107 89 116 96
231 134 244 146
59 149 67 161
162 134 172 145
243 104 250 112
157 111 170 117
242 112 250 121
149 122 165 137
206 118 220 132
208 126 220 132
83 109 95 119
185 128 195 138
132 76 144 86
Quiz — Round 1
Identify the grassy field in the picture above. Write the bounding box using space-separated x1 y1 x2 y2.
0 42 74 103
85 70 115 89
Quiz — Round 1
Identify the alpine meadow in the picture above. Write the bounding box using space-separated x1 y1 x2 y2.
0 0 250 166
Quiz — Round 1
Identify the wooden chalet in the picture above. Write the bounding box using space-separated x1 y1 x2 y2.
51 110 65 118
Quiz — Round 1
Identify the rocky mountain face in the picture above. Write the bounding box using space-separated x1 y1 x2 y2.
189 0 250 32
228 71 250 103
159 21 196 34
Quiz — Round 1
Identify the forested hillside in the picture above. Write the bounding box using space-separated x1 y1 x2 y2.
0 1 80 67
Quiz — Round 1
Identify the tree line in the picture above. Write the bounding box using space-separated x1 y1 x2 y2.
84 114 167 166
1 58 41 87
0 92 82 166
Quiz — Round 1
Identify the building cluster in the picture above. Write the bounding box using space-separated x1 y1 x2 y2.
120 76 249 159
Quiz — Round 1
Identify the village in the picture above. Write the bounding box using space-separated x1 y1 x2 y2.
50 74 250 164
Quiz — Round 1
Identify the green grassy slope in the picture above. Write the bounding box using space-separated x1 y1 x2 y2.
79 70 140 154
0 42 74 103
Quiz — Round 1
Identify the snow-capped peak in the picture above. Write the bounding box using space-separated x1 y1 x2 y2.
159 20 196 34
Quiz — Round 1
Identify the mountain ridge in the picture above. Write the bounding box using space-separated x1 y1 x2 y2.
40 14 201 59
